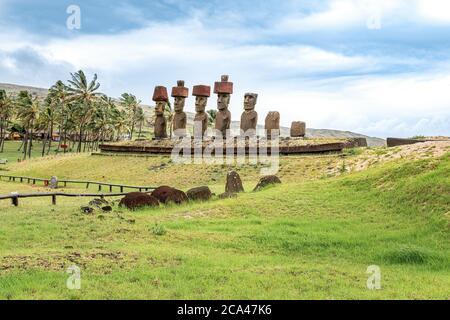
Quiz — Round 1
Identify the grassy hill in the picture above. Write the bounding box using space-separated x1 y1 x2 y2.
0 142 448 299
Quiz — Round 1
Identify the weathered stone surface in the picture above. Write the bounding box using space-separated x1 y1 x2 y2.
193 85 211 138
214 75 233 94
253 175 281 191
101 206 113 212
265 112 280 139
119 192 160 210
290 121 306 137
193 85 211 97
81 206 95 214
172 112 187 137
49 176 58 189
219 192 237 199
89 198 109 208
240 93 258 135
387 137 423 148
343 137 368 148
153 102 167 139
153 86 169 140
151 186 174 203
215 109 231 138
151 186 188 205
153 86 168 102
171 80 189 98
172 80 188 137
187 186 212 201
214 75 233 138
225 171 244 194
165 189 188 205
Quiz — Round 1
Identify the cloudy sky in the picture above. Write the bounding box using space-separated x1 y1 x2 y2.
1 0 450 138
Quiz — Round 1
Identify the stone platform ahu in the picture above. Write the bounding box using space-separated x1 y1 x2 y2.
99 74 352 155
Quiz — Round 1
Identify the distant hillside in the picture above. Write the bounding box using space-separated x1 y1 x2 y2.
0 83 49 99
1 82 385 147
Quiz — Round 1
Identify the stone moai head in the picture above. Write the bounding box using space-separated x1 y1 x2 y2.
244 93 258 111
291 121 306 138
214 75 233 111
265 111 280 139
193 85 211 113
152 86 168 115
171 80 189 113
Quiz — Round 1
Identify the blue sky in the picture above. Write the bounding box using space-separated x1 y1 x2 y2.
1 0 450 137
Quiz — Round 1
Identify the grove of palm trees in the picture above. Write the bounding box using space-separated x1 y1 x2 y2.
0 70 148 159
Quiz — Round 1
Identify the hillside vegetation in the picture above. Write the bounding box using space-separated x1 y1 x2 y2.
0 143 448 299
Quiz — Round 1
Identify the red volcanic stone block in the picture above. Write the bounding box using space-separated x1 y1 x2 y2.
214 75 233 94
193 85 211 97
153 86 169 102
171 80 189 98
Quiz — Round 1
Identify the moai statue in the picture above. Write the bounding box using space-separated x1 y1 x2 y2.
171 80 189 138
193 85 211 138
214 75 233 138
265 111 280 140
291 121 306 138
152 86 168 139
240 93 258 136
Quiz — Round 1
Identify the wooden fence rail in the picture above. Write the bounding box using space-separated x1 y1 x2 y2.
0 174 158 193
0 190 154 207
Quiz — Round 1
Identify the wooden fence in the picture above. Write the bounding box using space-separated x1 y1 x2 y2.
0 190 154 207
0 174 157 193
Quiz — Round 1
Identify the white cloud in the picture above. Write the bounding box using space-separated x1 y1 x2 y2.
1 3 449 138
416 0 450 24
277 0 407 32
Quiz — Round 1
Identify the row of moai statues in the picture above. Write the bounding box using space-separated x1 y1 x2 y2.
152 75 306 140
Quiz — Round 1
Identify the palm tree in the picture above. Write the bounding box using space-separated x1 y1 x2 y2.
112 110 129 141
119 93 140 140
66 70 102 152
165 101 174 139
135 106 145 139
207 109 216 127
0 89 14 152
17 92 39 159
47 80 68 154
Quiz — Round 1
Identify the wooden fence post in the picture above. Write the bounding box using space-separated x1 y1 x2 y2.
52 195 57 205
12 197 18 206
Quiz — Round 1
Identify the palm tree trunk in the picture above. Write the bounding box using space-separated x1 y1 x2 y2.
78 126 83 153
47 121 54 155
28 125 34 159
22 131 28 160
138 122 143 139
41 131 47 157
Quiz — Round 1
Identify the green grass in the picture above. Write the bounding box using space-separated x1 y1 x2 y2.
0 143 448 299
0 141 83 165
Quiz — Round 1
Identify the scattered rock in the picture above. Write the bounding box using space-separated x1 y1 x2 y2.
151 186 188 205
81 206 95 214
49 176 58 189
151 186 176 203
219 192 237 199
119 192 160 210
101 206 113 212
225 171 244 194
253 175 282 191
89 198 109 208
165 189 188 205
187 186 212 201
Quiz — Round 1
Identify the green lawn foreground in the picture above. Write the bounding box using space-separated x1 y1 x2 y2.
0 152 449 299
